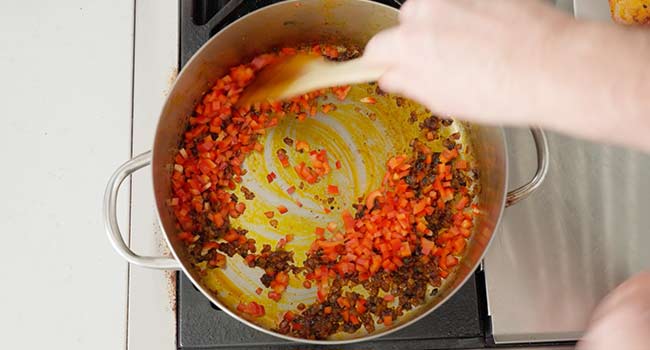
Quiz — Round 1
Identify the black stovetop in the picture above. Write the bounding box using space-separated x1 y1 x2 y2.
177 1 488 349
178 273 485 349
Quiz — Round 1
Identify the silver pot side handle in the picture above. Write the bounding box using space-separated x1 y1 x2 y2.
505 127 550 207
103 151 181 270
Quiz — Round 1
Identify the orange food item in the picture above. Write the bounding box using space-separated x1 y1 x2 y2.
341 310 350 322
208 252 227 268
178 232 195 243
321 103 335 113
383 315 393 326
268 291 281 301
294 162 319 184
336 296 351 308
237 301 265 317
365 190 383 209
333 85 352 100
295 140 310 152
276 238 287 249
609 0 650 24
277 149 290 167
200 241 220 256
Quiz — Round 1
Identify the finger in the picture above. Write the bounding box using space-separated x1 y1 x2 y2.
590 272 650 324
398 0 421 23
363 27 403 66
377 69 407 95
401 0 467 24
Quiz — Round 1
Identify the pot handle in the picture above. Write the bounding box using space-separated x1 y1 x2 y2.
505 127 550 207
103 151 181 270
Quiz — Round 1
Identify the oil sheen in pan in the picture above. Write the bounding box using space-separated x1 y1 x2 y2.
197 82 471 333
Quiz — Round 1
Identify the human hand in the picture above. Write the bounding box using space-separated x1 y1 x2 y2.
578 272 650 350
364 0 572 126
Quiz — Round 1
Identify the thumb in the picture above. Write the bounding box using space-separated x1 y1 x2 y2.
377 69 408 96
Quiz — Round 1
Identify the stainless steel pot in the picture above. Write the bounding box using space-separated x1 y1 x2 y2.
103 0 549 344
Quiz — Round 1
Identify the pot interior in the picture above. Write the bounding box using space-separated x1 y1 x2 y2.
151 0 507 343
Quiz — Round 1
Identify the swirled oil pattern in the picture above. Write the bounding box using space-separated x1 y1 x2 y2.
197 83 470 330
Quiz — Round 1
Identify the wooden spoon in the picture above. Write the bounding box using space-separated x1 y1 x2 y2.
236 54 386 106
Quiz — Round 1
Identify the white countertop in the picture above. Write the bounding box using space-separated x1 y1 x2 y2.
0 0 134 349
0 0 178 347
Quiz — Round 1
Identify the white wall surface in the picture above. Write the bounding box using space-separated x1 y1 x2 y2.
0 1 134 349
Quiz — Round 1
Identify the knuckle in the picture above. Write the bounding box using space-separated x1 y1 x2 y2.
400 0 448 23
400 0 430 20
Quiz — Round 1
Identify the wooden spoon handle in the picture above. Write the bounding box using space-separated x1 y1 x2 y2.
276 58 387 101
318 58 386 86
237 54 388 106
